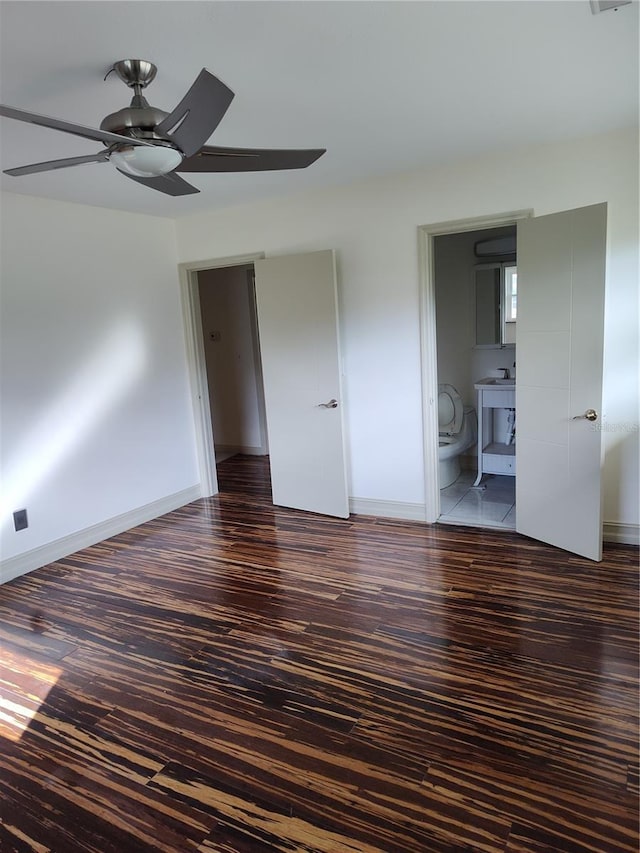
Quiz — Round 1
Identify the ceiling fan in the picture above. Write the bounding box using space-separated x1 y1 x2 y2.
0 60 326 196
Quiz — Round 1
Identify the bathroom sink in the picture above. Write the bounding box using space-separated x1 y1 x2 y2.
474 377 516 388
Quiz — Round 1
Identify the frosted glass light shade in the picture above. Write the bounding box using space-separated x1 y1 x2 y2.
110 145 183 178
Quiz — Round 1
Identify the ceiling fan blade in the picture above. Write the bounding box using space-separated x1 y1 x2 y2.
0 104 153 148
177 145 326 173
119 170 200 196
155 70 234 158
4 151 110 177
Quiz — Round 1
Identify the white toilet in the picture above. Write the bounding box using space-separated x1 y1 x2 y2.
438 384 477 488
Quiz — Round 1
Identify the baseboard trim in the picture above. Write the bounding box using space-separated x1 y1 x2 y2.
2 492 634 586
349 497 427 522
349 500 638 546
1 485 202 586
603 521 639 547
216 445 267 457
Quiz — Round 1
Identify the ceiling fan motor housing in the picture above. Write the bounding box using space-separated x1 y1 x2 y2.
101 59 175 145
100 101 171 141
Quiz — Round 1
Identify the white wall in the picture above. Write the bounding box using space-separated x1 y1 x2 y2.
434 230 474 407
175 128 639 528
0 192 199 576
197 265 264 452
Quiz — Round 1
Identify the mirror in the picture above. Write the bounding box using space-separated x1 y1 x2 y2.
475 263 517 347
475 265 501 345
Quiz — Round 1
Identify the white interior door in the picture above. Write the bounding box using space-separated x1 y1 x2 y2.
516 203 607 561
254 250 349 518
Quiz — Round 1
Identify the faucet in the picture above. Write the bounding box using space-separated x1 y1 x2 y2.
498 367 510 379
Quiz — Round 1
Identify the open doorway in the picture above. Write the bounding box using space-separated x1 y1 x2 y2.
196 263 269 496
418 210 531 530
180 249 350 518
433 225 517 530
421 204 608 559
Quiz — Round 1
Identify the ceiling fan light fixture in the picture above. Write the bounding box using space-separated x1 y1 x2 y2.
109 143 183 177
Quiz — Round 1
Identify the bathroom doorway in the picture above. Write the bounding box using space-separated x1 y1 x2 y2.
420 205 608 557
423 214 526 530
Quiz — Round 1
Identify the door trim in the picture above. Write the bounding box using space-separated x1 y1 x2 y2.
178 252 265 497
417 211 533 523
245 267 269 457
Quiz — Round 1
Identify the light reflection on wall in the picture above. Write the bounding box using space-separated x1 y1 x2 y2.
0 319 147 523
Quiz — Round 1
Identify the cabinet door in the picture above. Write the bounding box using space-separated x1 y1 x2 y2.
482 453 516 475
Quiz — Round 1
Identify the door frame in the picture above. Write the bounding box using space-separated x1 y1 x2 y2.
417 210 532 523
178 252 265 497
245 267 270 458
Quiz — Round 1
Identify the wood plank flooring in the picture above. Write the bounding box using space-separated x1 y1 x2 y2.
0 454 638 852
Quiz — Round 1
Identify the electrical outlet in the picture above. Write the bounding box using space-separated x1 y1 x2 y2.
13 509 28 531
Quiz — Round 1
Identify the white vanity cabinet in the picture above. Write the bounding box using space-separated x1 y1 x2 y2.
473 379 516 485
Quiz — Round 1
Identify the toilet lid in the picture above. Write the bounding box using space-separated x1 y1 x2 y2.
438 384 463 435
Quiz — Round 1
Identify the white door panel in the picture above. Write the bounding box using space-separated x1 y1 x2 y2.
516 331 571 387
516 203 607 561
254 250 349 518
516 387 569 445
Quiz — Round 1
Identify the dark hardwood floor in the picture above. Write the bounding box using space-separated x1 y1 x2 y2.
1 455 638 852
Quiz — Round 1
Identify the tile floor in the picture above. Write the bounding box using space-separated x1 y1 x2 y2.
438 469 516 530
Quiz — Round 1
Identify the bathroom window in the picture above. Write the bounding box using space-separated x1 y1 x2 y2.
504 265 517 323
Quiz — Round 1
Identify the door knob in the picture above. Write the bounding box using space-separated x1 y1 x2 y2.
317 399 338 409
573 408 598 421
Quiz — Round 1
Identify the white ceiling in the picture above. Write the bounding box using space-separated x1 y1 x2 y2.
0 1 637 219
